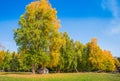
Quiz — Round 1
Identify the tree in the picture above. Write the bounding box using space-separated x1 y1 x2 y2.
74 41 84 72
117 57 120 62
18 51 31 72
114 57 120 72
49 32 65 68
14 0 62 74
1 50 11 71
57 32 75 72
85 38 104 71
102 50 115 71
84 38 115 72
0 50 4 66
10 52 20 71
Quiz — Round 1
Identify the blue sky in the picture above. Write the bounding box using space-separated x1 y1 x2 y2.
0 0 120 56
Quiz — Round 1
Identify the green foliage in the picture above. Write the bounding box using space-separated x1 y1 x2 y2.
117 57 120 62
74 41 84 71
0 0 117 73
0 51 30 72
56 32 84 72
114 57 120 71
58 32 74 72
0 50 11 71
14 0 62 73
115 58 120 67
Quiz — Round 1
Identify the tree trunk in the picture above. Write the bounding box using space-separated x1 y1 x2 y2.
75 68 78 73
56 68 61 73
32 64 35 74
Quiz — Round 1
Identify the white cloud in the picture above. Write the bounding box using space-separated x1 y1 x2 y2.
102 0 120 35
102 0 119 19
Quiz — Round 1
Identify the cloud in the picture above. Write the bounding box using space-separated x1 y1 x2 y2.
102 0 120 35
102 0 119 19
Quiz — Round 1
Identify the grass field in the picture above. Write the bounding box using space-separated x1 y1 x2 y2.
0 72 120 81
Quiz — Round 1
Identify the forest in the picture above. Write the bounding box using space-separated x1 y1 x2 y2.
0 0 120 74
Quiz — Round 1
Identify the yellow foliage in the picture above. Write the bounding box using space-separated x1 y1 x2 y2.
49 33 66 67
102 50 115 71
26 0 60 30
0 50 4 64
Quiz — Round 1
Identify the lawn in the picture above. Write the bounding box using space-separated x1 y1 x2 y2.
0 72 120 81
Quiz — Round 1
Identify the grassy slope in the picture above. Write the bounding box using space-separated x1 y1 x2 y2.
0 72 120 81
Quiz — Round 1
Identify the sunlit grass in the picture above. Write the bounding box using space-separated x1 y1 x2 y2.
0 72 120 81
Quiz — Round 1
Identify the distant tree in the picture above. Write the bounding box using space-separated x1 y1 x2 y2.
57 33 84 72
49 33 64 68
102 50 115 71
85 38 104 71
14 0 62 74
9 52 19 71
69 41 84 72
84 38 115 72
18 51 31 72
67 39 76 72
114 57 120 72
117 57 120 62
1 50 11 71
74 41 84 72
0 50 4 66
57 32 75 72
0 44 5 69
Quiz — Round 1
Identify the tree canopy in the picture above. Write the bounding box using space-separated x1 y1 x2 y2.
0 0 118 74
14 0 63 74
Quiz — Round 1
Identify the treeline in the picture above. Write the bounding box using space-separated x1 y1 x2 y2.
0 0 120 73
0 50 32 72
0 37 120 73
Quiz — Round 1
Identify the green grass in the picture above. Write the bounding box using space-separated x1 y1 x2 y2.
0 72 120 81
